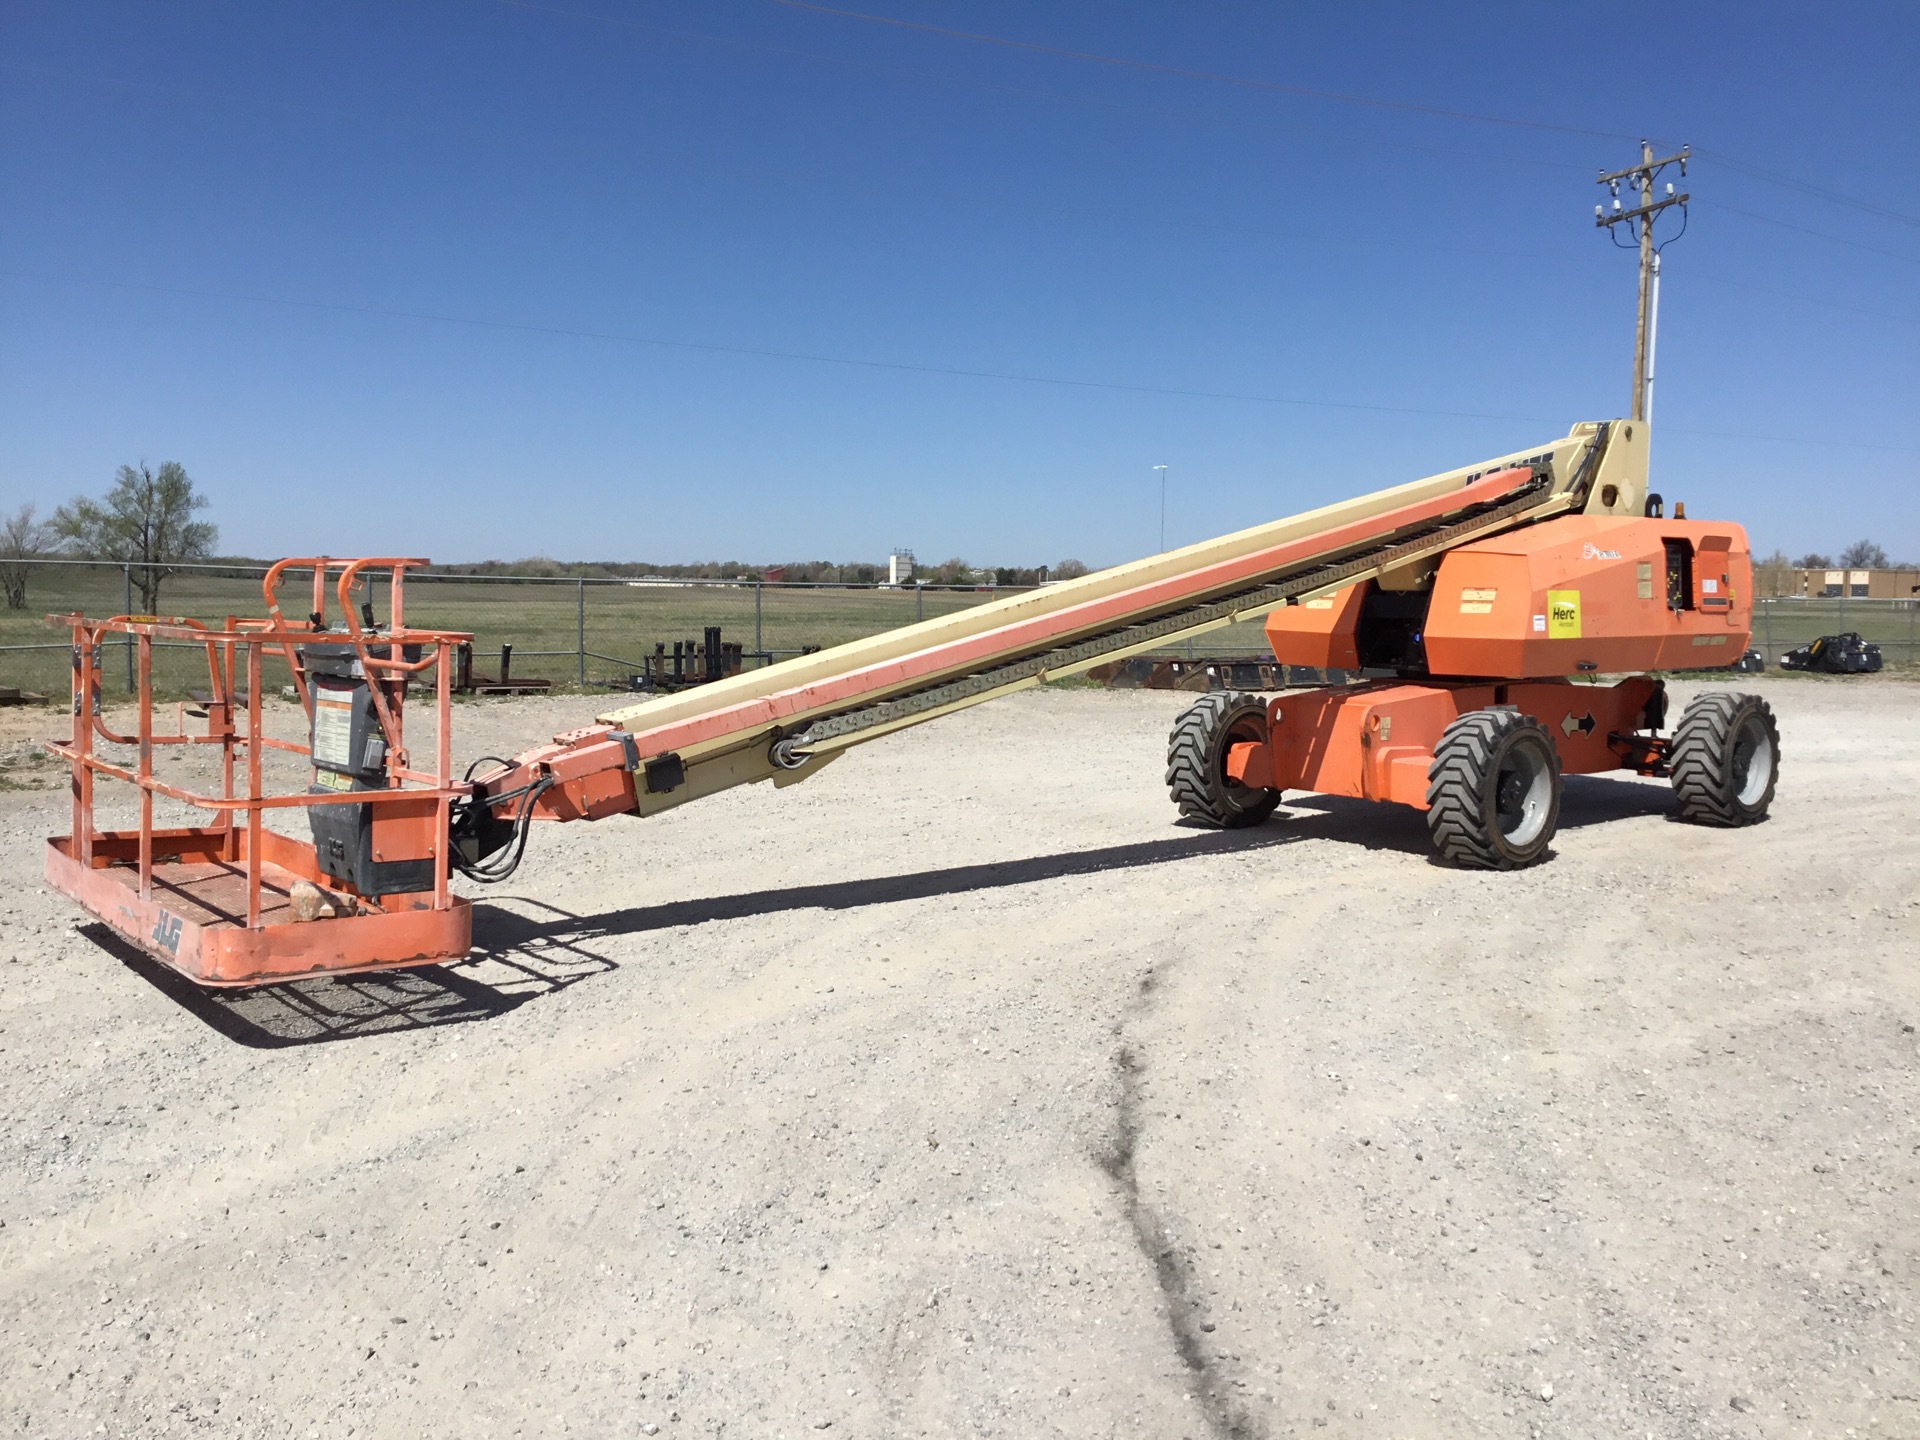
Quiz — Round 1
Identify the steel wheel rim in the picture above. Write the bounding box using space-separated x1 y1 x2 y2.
1731 713 1773 807
1493 741 1551 847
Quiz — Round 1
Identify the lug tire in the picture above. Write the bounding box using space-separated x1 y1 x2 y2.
1425 707 1562 870
1165 692 1281 829
1670 691 1779 826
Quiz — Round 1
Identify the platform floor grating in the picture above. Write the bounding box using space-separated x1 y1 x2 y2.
97 856 302 929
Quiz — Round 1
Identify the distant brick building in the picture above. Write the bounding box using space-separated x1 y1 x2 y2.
1755 566 1920 600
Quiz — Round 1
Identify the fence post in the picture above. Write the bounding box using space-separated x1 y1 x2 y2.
1762 598 1772 660
123 563 134 692
1910 596 1916 666
577 578 586 688
754 581 763 657
916 584 923 623
1838 585 1846 631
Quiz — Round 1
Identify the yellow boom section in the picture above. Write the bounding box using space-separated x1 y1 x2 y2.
596 421 1647 815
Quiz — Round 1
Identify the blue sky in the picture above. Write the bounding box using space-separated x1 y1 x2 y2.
2 1 1915 567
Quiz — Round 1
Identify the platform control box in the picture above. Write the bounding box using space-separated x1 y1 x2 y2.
300 642 431 896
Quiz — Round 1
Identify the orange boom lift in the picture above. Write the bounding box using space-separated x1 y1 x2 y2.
43 419 1776 987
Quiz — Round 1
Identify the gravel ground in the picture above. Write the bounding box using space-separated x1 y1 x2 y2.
0 675 1915 1439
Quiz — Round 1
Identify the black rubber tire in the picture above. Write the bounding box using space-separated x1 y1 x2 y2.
1425 707 1562 870
1670 691 1779 826
1165 692 1281 829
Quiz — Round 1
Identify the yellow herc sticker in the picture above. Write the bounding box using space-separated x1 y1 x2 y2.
1546 590 1581 639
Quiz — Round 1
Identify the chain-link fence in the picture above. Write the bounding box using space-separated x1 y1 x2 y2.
1750 596 1918 666
3 560 1911 700
0 559 1041 698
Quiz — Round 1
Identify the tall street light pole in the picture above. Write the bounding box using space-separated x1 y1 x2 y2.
1153 465 1169 552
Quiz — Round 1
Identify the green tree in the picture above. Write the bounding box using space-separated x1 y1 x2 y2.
52 462 216 613
0 502 52 610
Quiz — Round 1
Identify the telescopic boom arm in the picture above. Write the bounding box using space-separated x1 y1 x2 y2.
456 420 1648 869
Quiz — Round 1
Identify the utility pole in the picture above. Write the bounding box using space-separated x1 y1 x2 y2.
1595 143 1689 424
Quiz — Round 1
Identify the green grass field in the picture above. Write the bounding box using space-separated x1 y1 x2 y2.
0 564 1027 699
3 563 1913 701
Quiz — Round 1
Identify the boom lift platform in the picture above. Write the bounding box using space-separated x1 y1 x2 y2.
44 419 1778 987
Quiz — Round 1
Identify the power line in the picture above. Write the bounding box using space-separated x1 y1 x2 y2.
1689 272 1919 328
1695 149 1920 230
773 0 1920 232
9 43 1571 266
1696 199 1920 266
0 268 1550 423
476 5 1610 181
769 0 1639 142
7 267 1913 452
20 48 1910 280
1660 422 1917 453
483 3 1920 262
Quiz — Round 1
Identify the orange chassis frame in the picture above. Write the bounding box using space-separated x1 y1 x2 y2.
43 558 477 987
1225 676 1665 804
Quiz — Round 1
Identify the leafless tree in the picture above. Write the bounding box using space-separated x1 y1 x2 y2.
0 502 52 610
1839 539 1889 569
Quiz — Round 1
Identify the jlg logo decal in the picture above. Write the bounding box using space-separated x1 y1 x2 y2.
1546 590 1581 640
150 912 183 954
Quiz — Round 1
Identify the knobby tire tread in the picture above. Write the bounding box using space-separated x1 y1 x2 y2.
1670 691 1777 827
1165 692 1279 829
1424 707 1559 871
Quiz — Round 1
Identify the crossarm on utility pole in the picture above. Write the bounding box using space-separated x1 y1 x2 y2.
1595 142 1690 425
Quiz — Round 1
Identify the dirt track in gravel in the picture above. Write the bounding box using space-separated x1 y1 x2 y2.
1 675 1916 1439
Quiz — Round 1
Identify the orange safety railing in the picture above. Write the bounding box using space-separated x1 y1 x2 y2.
42 559 479 985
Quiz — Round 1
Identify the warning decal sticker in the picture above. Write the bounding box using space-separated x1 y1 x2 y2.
312 697 354 770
